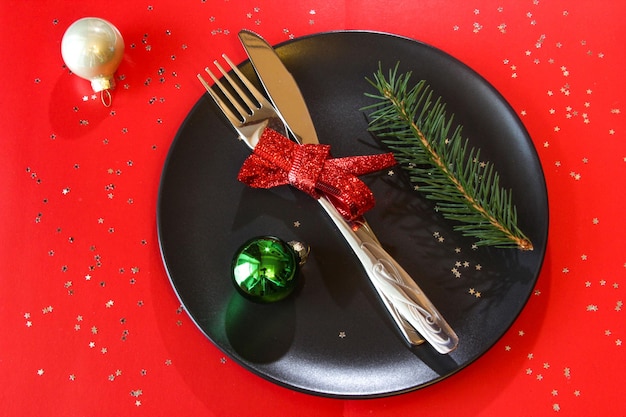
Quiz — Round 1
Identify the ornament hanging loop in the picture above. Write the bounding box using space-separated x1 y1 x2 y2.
100 90 112 107
92 76 115 107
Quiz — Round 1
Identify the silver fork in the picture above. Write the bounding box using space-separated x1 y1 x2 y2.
197 55 285 149
198 55 459 353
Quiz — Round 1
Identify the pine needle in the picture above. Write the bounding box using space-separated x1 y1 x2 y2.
363 63 533 251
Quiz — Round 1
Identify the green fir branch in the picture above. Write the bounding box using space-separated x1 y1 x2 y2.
363 63 533 251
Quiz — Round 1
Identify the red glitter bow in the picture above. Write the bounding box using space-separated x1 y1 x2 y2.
237 128 396 221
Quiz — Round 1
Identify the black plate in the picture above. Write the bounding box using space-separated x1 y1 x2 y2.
157 31 548 398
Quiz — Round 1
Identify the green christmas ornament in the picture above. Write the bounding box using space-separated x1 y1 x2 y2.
231 236 309 303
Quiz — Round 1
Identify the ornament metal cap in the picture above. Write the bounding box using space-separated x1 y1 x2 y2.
288 240 310 265
90 75 115 93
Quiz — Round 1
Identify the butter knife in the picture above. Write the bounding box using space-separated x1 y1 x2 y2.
238 30 458 353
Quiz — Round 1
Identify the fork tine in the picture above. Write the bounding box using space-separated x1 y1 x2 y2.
214 56 259 113
205 64 252 122
196 72 242 125
203 64 251 123
221 54 272 109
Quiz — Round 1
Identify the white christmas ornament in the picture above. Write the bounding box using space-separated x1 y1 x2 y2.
61 17 124 106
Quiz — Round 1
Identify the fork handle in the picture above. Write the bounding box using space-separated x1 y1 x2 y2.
318 197 459 354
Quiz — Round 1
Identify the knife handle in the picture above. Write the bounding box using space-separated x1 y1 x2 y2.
318 197 459 354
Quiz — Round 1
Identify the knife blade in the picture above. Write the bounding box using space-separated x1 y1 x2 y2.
238 29 458 353
238 30 319 145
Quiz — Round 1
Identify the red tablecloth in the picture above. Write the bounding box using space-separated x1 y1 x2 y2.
2 1 625 415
